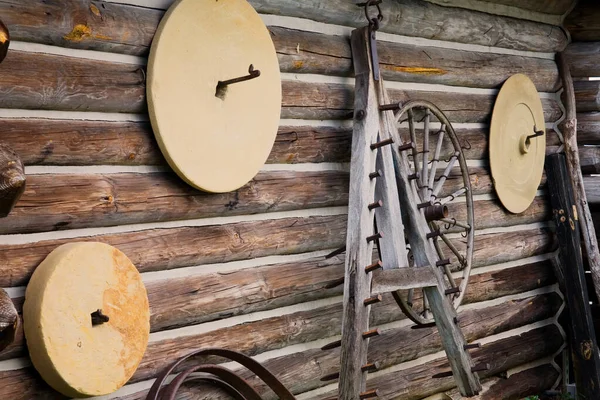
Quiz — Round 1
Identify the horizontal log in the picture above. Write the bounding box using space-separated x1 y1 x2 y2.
574 80 600 112
0 289 560 399
564 3 600 42
1 171 350 234
1 165 549 235
0 51 563 121
310 324 563 400
578 146 600 174
565 42 600 77
427 0 573 15
253 0 567 53
0 214 348 287
0 50 145 113
0 0 567 56
584 175 600 204
577 112 600 145
282 81 563 122
445 363 559 399
0 118 563 166
272 26 560 91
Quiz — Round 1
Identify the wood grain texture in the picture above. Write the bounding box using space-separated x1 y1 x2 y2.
584 176 600 205
282 81 563 122
0 0 567 55
0 118 564 166
2 171 349 234
564 42 600 77
426 0 573 15
252 0 567 53
577 112 600 144
564 3 600 42
272 26 560 91
0 291 560 399
574 80 600 112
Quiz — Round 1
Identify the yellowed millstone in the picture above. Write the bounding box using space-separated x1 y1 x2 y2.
147 0 282 193
490 73 546 214
23 242 149 398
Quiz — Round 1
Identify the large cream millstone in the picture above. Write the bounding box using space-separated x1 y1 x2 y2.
147 0 282 193
490 73 546 214
23 242 149 398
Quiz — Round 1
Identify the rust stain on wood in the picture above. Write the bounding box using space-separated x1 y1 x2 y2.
381 65 447 75
581 340 593 360
90 4 101 17
64 24 111 42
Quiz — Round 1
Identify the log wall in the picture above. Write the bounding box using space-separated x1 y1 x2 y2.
0 1 571 399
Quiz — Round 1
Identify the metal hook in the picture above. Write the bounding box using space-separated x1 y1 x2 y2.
461 138 472 150
216 64 261 94
362 0 383 30
525 126 545 143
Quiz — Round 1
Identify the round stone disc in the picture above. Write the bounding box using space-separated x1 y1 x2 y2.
23 242 149 397
490 74 546 214
147 0 282 193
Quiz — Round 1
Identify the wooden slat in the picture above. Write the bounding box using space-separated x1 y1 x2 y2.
564 3 600 42
445 363 559 400
281 81 563 122
0 118 564 166
0 214 348 287
565 42 600 77
0 256 556 363
574 80 600 112
272 26 560 91
584 176 600 205
1 171 350 234
0 291 560 399
0 0 567 56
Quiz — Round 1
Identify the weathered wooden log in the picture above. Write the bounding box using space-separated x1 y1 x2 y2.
282 81 563 122
0 0 568 55
545 152 600 398
578 112 600 144
0 289 17 353
578 147 600 174
1 171 350 234
0 118 564 166
445 363 559 399
584 176 600 205
0 51 563 121
272 26 560 91
310 324 563 400
564 42 600 78
0 292 561 399
556 53 600 305
574 80 600 112
0 144 25 218
1 259 556 363
564 3 600 42
428 0 573 15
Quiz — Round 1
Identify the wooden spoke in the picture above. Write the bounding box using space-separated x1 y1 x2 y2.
440 218 471 231
438 187 468 205
421 109 431 199
440 232 466 267
428 125 446 198
432 151 460 199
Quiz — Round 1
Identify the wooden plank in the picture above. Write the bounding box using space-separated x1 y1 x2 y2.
0 214 348 287
272 26 560 91
0 291 561 399
310 324 563 399
252 0 567 53
565 42 600 77
426 0 573 15
0 117 564 166
545 153 600 399
0 258 557 363
574 80 600 112
564 3 600 42
585 176 600 205
282 81 563 122
445 364 560 400
0 50 146 113
0 0 568 55
1 171 350 234
371 268 437 293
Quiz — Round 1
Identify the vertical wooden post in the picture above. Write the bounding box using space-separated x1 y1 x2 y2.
545 153 600 398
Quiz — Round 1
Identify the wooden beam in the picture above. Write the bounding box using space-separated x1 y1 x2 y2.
564 3 600 42
574 80 600 112
0 0 568 55
371 268 437 294
556 53 600 305
578 112 600 144
0 292 561 399
545 152 600 399
565 42 600 77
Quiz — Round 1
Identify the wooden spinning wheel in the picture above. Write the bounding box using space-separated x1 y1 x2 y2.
391 101 475 325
